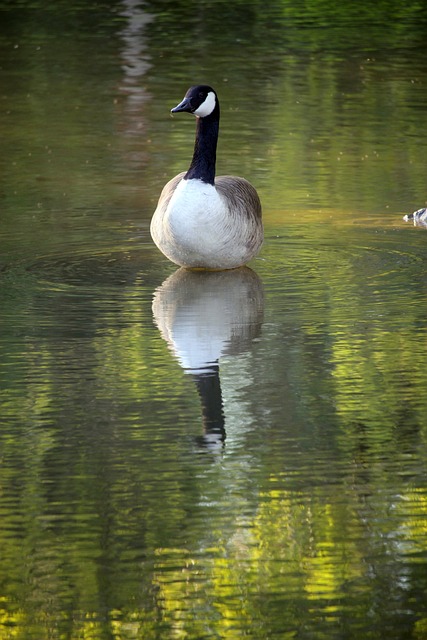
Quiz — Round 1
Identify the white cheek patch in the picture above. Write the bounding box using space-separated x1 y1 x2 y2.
194 91 216 117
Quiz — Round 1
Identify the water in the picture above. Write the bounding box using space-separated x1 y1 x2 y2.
1 1 427 638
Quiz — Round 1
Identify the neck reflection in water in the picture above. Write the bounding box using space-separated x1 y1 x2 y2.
152 267 265 450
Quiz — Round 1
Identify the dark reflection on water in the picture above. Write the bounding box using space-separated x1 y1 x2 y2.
1 0 427 638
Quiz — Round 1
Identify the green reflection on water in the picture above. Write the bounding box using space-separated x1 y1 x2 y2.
1 0 427 638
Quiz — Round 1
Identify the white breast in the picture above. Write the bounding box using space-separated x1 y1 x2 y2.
168 179 223 244
151 177 259 269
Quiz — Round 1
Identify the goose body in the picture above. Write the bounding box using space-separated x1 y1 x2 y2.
150 85 263 270
403 207 427 227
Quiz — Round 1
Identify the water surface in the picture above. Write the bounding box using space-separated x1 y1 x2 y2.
1 1 427 638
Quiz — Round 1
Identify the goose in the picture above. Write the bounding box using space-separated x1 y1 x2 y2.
150 85 263 270
403 207 427 227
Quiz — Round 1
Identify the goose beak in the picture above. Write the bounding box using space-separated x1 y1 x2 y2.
171 96 192 114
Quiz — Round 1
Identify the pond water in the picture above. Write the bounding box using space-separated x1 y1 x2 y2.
1 1 427 638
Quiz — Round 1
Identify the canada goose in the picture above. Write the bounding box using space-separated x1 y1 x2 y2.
150 85 263 270
403 207 427 227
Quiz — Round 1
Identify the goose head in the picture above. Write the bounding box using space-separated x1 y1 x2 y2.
171 85 218 118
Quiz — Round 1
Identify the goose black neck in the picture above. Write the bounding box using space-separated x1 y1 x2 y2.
193 367 225 442
185 107 220 185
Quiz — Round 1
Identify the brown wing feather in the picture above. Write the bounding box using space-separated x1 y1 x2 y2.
214 176 262 222
214 175 263 255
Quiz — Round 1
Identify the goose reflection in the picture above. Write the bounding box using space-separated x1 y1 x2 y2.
152 267 264 449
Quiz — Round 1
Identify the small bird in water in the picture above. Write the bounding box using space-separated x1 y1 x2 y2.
150 85 263 270
403 207 427 227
